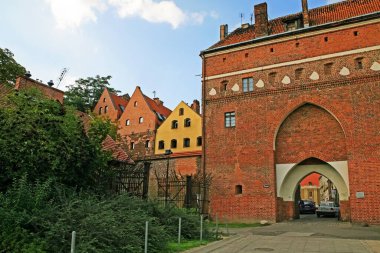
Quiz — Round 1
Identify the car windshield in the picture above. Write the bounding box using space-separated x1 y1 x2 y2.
321 202 334 207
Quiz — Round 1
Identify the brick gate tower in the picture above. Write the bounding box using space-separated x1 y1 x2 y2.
201 0 380 224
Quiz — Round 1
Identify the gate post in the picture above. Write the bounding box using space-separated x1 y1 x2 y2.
185 175 192 209
143 162 151 199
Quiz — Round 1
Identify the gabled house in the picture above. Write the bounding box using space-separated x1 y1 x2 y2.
155 100 202 155
118 86 171 159
93 88 129 122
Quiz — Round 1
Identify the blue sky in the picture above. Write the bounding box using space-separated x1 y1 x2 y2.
0 0 339 109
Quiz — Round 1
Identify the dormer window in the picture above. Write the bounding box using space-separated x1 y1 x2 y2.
284 18 301 31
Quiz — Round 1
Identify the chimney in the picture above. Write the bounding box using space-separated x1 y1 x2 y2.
254 3 269 37
220 24 228 40
302 0 310 27
154 97 163 106
191 100 200 114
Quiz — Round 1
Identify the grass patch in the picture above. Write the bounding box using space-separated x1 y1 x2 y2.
167 240 210 252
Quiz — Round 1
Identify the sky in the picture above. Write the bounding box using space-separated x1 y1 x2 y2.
0 0 342 109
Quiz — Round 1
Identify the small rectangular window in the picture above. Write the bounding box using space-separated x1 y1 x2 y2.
295 68 304 80
183 138 190 148
355 57 364 70
324 63 333 75
235 185 243 195
268 72 277 85
225 112 236 128
242 77 254 92
130 142 135 150
197 137 202 146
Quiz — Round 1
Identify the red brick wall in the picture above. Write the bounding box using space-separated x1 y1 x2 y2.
205 23 380 77
93 89 119 122
118 87 158 158
203 21 380 224
15 77 64 104
275 104 347 164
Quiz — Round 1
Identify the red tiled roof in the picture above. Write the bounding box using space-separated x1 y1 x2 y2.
210 0 380 49
143 95 172 120
300 173 320 187
102 135 134 164
110 92 128 110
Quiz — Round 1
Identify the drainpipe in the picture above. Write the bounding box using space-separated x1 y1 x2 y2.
201 53 207 215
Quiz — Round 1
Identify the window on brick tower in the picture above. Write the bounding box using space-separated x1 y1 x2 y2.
197 136 202 146
235 185 243 195
295 68 304 80
139 117 144 124
130 142 135 150
171 139 177 149
171 120 178 129
145 140 150 148
103 97 106 102
126 119 130 126
184 118 191 127
355 57 364 69
268 72 277 85
221 80 228 91
242 77 254 92
104 106 108 113
324 63 333 75
158 141 165 150
183 138 190 148
99 107 102 115
225 112 236 128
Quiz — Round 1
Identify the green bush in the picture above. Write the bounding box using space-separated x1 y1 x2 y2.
0 176 207 253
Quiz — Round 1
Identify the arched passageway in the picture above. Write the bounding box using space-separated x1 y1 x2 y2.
274 104 350 222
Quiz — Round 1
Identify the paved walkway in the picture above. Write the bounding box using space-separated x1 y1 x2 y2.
185 215 380 253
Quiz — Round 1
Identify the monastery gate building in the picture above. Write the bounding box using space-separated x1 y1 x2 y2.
201 0 380 224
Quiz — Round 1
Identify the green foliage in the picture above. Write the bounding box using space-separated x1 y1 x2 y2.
0 48 26 85
64 75 120 112
1 177 205 253
0 88 111 192
88 116 118 144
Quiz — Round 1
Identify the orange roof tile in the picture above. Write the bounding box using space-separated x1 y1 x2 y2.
143 95 172 123
102 135 134 164
209 0 380 50
108 91 129 117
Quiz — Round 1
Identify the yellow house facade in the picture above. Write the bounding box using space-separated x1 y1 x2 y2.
155 101 202 154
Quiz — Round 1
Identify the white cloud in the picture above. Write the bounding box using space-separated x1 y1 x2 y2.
326 0 344 4
45 0 107 29
108 0 216 29
108 0 186 28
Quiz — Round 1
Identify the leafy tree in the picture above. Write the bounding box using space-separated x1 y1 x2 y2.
64 75 120 112
0 88 112 192
0 48 26 85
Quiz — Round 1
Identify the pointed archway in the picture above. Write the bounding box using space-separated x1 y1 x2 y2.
274 103 350 222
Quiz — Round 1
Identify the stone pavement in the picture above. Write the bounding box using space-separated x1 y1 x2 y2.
185 215 380 253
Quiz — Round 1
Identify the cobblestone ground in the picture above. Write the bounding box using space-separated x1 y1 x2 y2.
186 215 380 253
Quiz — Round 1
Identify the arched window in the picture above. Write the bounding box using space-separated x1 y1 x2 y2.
145 140 150 148
130 142 135 150
126 119 130 126
184 118 191 127
179 108 184 116
103 97 106 102
99 107 102 115
171 120 178 129
139 117 144 124
183 138 190 148
158 141 165 150
171 139 177 149
221 80 228 91
197 136 202 146
134 101 138 107
104 106 108 113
